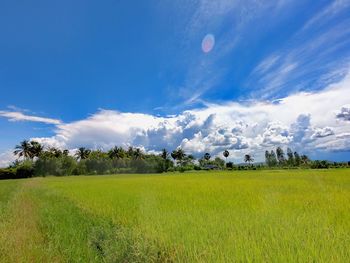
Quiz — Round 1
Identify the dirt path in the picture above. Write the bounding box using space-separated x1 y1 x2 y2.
0 179 62 263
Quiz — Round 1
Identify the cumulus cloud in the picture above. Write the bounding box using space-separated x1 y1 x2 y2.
0 151 16 168
336 105 350 121
1 71 350 165
261 122 292 146
336 132 350 139
311 127 335 139
0 111 62 125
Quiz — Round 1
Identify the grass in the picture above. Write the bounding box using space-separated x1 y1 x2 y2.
0 169 349 262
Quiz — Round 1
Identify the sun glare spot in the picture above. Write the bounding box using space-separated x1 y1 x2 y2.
201 34 215 53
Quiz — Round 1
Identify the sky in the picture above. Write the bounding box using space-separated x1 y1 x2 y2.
0 0 350 166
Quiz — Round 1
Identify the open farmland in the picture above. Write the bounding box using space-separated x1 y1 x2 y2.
1 169 349 262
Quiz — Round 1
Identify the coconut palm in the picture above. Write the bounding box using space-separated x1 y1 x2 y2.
223 150 229 162
108 146 125 159
204 152 211 161
171 148 186 166
127 146 135 158
244 154 254 166
133 148 143 160
47 147 63 158
301 154 310 165
160 149 168 160
29 141 44 158
14 140 32 160
75 147 91 160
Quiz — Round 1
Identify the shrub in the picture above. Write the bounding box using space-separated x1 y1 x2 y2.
0 168 16 180
226 162 234 169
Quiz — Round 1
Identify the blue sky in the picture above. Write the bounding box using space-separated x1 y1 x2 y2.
1 0 350 165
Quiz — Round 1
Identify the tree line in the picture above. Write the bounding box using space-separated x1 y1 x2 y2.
264 147 309 167
0 140 349 179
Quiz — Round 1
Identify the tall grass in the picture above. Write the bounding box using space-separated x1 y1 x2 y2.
0 169 349 262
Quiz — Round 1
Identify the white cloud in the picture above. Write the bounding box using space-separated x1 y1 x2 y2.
336 132 350 139
302 0 350 31
1 70 349 165
0 151 16 168
11 70 346 163
336 105 350 121
261 122 292 146
311 127 335 139
0 111 62 125
248 2 350 99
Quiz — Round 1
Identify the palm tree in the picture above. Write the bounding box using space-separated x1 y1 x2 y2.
160 149 168 160
127 146 135 158
47 147 62 158
133 148 143 160
301 154 310 165
204 152 211 161
75 147 91 160
176 148 185 165
171 148 186 166
108 146 125 159
223 150 229 162
29 141 44 158
14 140 32 160
244 154 254 166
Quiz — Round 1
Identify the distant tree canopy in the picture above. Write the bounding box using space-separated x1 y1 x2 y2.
265 147 313 168
244 154 254 165
1 140 349 180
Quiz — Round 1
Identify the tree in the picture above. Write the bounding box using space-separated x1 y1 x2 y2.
133 148 143 160
160 149 168 160
276 147 285 166
265 150 271 167
287 148 294 166
204 153 211 162
160 149 171 172
270 150 278 167
14 140 33 160
244 154 254 166
223 150 229 162
171 150 177 162
294 151 301 166
47 147 63 158
127 146 135 158
214 157 225 168
182 154 195 166
108 146 125 159
301 154 310 165
75 147 91 160
171 148 186 166
30 141 44 158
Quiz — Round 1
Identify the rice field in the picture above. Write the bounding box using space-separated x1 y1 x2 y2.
0 169 349 262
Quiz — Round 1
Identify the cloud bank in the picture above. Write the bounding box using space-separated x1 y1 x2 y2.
22 72 350 163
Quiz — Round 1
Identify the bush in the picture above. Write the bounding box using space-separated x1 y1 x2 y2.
16 165 34 178
311 160 330 169
167 167 175 172
194 165 202 170
0 161 34 180
226 162 234 169
0 168 16 180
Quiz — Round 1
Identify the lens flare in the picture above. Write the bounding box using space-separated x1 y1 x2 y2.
201 34 215 53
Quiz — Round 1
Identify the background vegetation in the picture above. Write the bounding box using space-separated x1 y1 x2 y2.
1 140 349 180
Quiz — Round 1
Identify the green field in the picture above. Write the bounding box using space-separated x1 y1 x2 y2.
1 170 349 262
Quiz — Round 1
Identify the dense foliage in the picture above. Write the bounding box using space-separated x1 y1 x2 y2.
0 140 349 179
